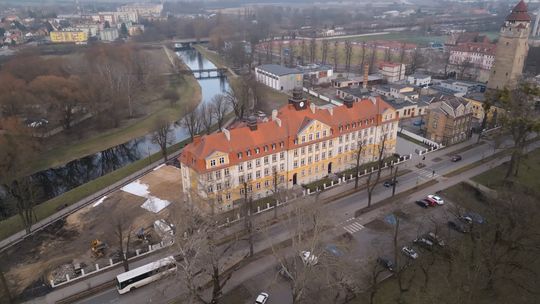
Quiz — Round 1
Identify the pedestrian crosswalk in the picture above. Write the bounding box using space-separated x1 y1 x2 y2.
415 168 441 180
342 219 365 234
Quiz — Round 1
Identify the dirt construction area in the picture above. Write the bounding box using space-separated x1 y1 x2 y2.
2 165 183 301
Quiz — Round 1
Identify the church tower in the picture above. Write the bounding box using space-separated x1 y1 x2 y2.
488 0 531 90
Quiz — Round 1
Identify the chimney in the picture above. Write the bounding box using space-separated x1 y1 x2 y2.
310 102 316 113
328 107 333 116
275 117 282 127
247 115 258 131
271 109 278 120
193 135 201 144
222 128 230 141
343 95 354 108
363 63 369 89
369 96 377 105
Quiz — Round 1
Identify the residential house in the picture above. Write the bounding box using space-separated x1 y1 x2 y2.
426 96 474 146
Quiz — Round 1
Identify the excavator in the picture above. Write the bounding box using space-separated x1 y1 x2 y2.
91 239 107 258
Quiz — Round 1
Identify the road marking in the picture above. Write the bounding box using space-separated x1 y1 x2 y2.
343 221 365 234
415 168 440 180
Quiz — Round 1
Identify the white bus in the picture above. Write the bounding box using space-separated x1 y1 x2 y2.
116 256 177 294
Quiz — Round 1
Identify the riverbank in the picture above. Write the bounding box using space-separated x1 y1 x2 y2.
193 44 292 113
24 47 202 177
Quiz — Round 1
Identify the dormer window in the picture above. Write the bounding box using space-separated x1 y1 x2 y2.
264 146 268 152
219 157 225 164
272 143 276 150
247 150 252 157
255 148 260 154
280 142 284 148
210 160 216 167
238 152 243 159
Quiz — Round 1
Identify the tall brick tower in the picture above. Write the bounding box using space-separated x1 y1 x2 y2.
488 0 531 90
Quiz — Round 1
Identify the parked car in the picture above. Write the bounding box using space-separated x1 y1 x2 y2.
426 232 445 247
325 244 344 257
300 251 319 266
448 221 469 233
255 292 269 304
427 194 444 205
413 237 434 250
463 212 485 224
377 257 395 272
402 246 419 259
459 215 473 224
451 155 462 162
383 180 398 187
415 200 429 208
423 198 437 207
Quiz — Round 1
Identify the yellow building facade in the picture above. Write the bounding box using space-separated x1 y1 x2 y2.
50 31 88 44
180 97 398 213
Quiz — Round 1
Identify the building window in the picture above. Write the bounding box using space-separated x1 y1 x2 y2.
316 132 320 139
239 164 244 172
239 175 245 183
302 136 306 143
272 154 277 162
264 168 269 176
215 171 221 179
309 134 313 141
322 152 326 159
256 183 261 189
280 163 285 171
280 175 285 182
301 159 305 166
224 168 230 177
323 130 327 137
264 146 268 152
240 188 245 195
247 173 252 180
264 156 269 164
265 180 270 187
256 171 261 178
294 160 298 168
210 159 216 167
207 185 213 193
216 183 222 191
256 159 261 167
272 143 276 150
219 157 225 164
237 152 243 159
247 162 252 169
255 148 260 154
247 150 251 156
280 152 285 160
225 181 230 188
308 145 312 153
206 173 212 181
226 193 231 200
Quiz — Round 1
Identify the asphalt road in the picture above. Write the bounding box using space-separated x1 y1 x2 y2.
63 135 538 304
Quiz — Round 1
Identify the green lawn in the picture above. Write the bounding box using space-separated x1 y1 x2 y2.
25 74 201 176
472 148 540 195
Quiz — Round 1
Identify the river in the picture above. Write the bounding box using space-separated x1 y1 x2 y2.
14 48 229 203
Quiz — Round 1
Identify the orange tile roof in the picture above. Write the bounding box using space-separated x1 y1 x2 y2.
180 97 396 173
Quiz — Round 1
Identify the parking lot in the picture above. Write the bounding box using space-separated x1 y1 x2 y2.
221 188 478 304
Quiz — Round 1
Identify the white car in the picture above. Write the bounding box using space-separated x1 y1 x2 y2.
427 194 444 205
401 246 419 259
300 251 319 265
255 292 269 304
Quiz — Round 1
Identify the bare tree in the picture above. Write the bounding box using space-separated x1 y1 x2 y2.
181 105 201 141
151 116 175 162
354 139 365 189
200 103 214 135
398 42 407 63
309 38 317 64
225 78 250 120
359 41 367 68
369 43 378 74
344 40 353 75
366 134 388 207
321 40 329 65
497 82 540 179
333 41 339 71
172 190 241 304
271 196 326 304
409 48 424 74
112 213 133 272
211 94 228 130
300 39 306 66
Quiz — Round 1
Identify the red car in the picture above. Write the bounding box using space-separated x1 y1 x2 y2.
424 198 437 207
